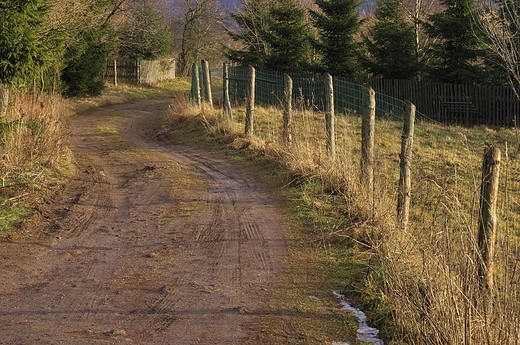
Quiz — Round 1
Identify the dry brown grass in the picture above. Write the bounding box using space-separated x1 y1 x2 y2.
0 91 74 238
167 96 520 344
1 92 73 174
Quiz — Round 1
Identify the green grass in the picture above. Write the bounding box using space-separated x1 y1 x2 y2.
0 203 31 239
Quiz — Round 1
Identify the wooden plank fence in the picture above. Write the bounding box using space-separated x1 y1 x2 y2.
105 58 175 85
343 78 520 127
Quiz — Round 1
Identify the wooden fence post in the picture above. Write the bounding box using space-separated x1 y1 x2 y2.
245 66 255 136
202 60 213 107
191 63 201 107
397 101 416 230
223 62 233 121
283 74 293 144
113 59 118 86
361 84 376 191
478 144 501 292
137 58 141 84
0 84 8 117
325 73 335 157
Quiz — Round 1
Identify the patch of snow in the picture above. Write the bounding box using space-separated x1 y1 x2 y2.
333 291 383 345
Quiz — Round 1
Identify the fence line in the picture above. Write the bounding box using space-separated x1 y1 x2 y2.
227 66 520 127
189 63 520 342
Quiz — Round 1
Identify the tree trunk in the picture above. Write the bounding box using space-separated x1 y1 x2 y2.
223 62 233 121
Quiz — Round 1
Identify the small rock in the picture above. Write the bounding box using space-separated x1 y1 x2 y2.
232 306 253 314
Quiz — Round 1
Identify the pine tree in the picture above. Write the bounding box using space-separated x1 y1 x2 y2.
120 1 173 60
225 0 273 68
0 0 50 114
61 0 118 96
364 0 419 79
310 0 363 76
424 0 489 84
263 0 312 72
0 0 50 85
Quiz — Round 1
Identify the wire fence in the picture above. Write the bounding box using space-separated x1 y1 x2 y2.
227 65 432 121
190 62 520 343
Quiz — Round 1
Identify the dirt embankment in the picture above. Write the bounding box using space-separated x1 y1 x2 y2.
0 98 287 344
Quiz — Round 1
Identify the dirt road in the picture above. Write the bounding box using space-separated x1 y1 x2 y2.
0 98 287 344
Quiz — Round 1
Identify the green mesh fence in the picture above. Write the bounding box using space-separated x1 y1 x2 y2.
227 66 428 120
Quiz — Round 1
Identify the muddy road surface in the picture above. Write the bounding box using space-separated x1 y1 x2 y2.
0 98 287 344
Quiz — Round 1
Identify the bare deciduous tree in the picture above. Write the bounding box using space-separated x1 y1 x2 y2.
476 0 520 98
176 0 226 76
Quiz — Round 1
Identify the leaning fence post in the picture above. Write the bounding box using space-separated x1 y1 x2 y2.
361 84 376 191
397 101 416 230
324 73 335 157
245 66 255 136
283 74 293 144
223 62 233 121
202 60 213 107
478 144 500 292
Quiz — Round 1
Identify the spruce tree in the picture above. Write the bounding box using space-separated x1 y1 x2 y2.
364 0 419 79
225 0 273 68
263 0 312 72
61 0 117 96
0 0 49 85
0 0 50 114
120 1 173 60
310 0 363 76
424 0 489 84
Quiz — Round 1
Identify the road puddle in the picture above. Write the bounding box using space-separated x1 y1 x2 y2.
333 291 383 345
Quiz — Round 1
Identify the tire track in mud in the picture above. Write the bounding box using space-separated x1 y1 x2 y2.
0 99 286 345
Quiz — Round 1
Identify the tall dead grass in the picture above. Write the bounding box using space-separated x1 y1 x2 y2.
0 92 73 188
168 95 520 344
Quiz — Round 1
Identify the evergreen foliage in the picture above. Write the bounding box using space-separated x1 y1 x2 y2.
424 0 490 84
263 0 312 72
310 0 363 76
225 0 273 68
60 0 117 97
61 27 115 97
0 0 51 86
364 0 419 79
120 2 173 60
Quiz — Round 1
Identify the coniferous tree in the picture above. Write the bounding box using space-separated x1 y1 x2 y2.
424 0 489 84
364 0 419 79
225 0 273 68
120 1 173 60
310 0 363 76
62 26 116 96
263 0 312 72
0 0 51 114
